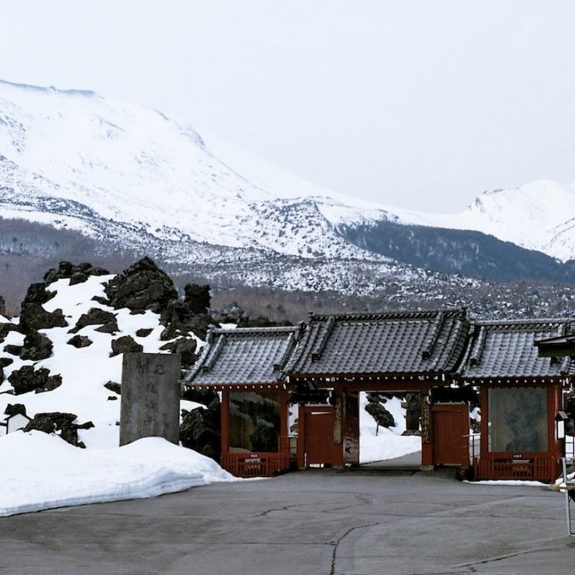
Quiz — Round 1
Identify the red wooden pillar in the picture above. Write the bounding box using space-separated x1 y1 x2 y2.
343 390 360 465
221 388 230 456
420 387 433 468
297 402 306 470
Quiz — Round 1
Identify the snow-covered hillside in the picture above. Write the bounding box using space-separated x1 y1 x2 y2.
0 79 373 262
0 268 236 516
1 78 574 267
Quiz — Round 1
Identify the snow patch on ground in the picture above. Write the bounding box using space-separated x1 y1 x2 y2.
359 394 421 464
0 432 234 517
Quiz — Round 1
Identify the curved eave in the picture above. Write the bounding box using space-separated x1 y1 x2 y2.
287 370 453 384
183 381 285 392
456 375 571 386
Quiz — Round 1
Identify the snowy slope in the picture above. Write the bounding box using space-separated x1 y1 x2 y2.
0 275 191 446
200 132 575 262
0 79 373 261
0 273 235 516
1 79 573 265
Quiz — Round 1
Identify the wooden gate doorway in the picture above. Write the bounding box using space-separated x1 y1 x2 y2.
298 405 343 467
431 403 470 467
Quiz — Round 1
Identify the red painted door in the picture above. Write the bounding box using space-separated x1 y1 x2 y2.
303 406 342 466
432 403 469 467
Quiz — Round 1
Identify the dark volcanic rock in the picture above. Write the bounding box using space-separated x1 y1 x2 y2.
0 357 13 368
160 313 212 342
22 282 55 306
67 335 93 348
159 336 198 368
69 308 118 334
94 322 119 334
182 386 219 407
8 366 62 395
110 335 143 357
43 261 110 286
19 303 68 333
104 257 178 314
20 331 53 361
0 295 5 316
3 344 22 357
180 398 221 460
0 322 20 340
135 328 153 338
18 280 67 334
183 284 211 315
4 403 26 417
104 381 121 395
69 271 89 286
23 411 92 447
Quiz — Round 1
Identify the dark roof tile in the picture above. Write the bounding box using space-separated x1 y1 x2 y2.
185 326 300 387
286 309 469 377
458 319 574 381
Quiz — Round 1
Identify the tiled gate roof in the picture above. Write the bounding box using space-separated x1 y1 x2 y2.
184 326 300 388
285 309 469 379
458 319 575 383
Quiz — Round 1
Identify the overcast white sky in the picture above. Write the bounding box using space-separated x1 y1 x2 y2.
1 0 574 212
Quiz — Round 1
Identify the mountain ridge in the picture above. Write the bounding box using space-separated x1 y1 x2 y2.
1 78 574 303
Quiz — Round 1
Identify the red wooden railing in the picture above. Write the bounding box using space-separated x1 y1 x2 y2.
473 455 559 482
221 453 291 477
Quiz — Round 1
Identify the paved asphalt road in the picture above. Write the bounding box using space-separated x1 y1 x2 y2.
1 466 573 575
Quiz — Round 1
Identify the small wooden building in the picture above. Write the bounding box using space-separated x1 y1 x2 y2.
458 319 574 482
285 310 471 469
184 326 300 477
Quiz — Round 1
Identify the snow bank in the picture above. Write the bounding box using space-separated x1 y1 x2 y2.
0 432 234 517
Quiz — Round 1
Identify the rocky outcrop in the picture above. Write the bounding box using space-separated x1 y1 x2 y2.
183 284 211 315
43 261 110 286
0 295 5 316
110 335 143 357
67 335 93 348
104 257 178 314
17 280 68 333
159 336 198 369
19 304 68 333
180 398 221 461
69 308 118 334
8 366 62 395
20 331 53 361
23 411 94 447
160 283 213 341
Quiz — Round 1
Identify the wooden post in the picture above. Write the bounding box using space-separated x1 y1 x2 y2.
221 389 230 455
420 389 433 468
297 402 306 470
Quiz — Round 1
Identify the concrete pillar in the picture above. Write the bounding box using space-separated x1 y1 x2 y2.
120 352 181 446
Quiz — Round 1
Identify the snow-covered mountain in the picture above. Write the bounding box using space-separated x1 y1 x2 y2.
1 78 574 287
0 79 376 262
404 181 575 263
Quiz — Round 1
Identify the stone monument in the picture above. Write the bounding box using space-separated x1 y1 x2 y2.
120 352 181 446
